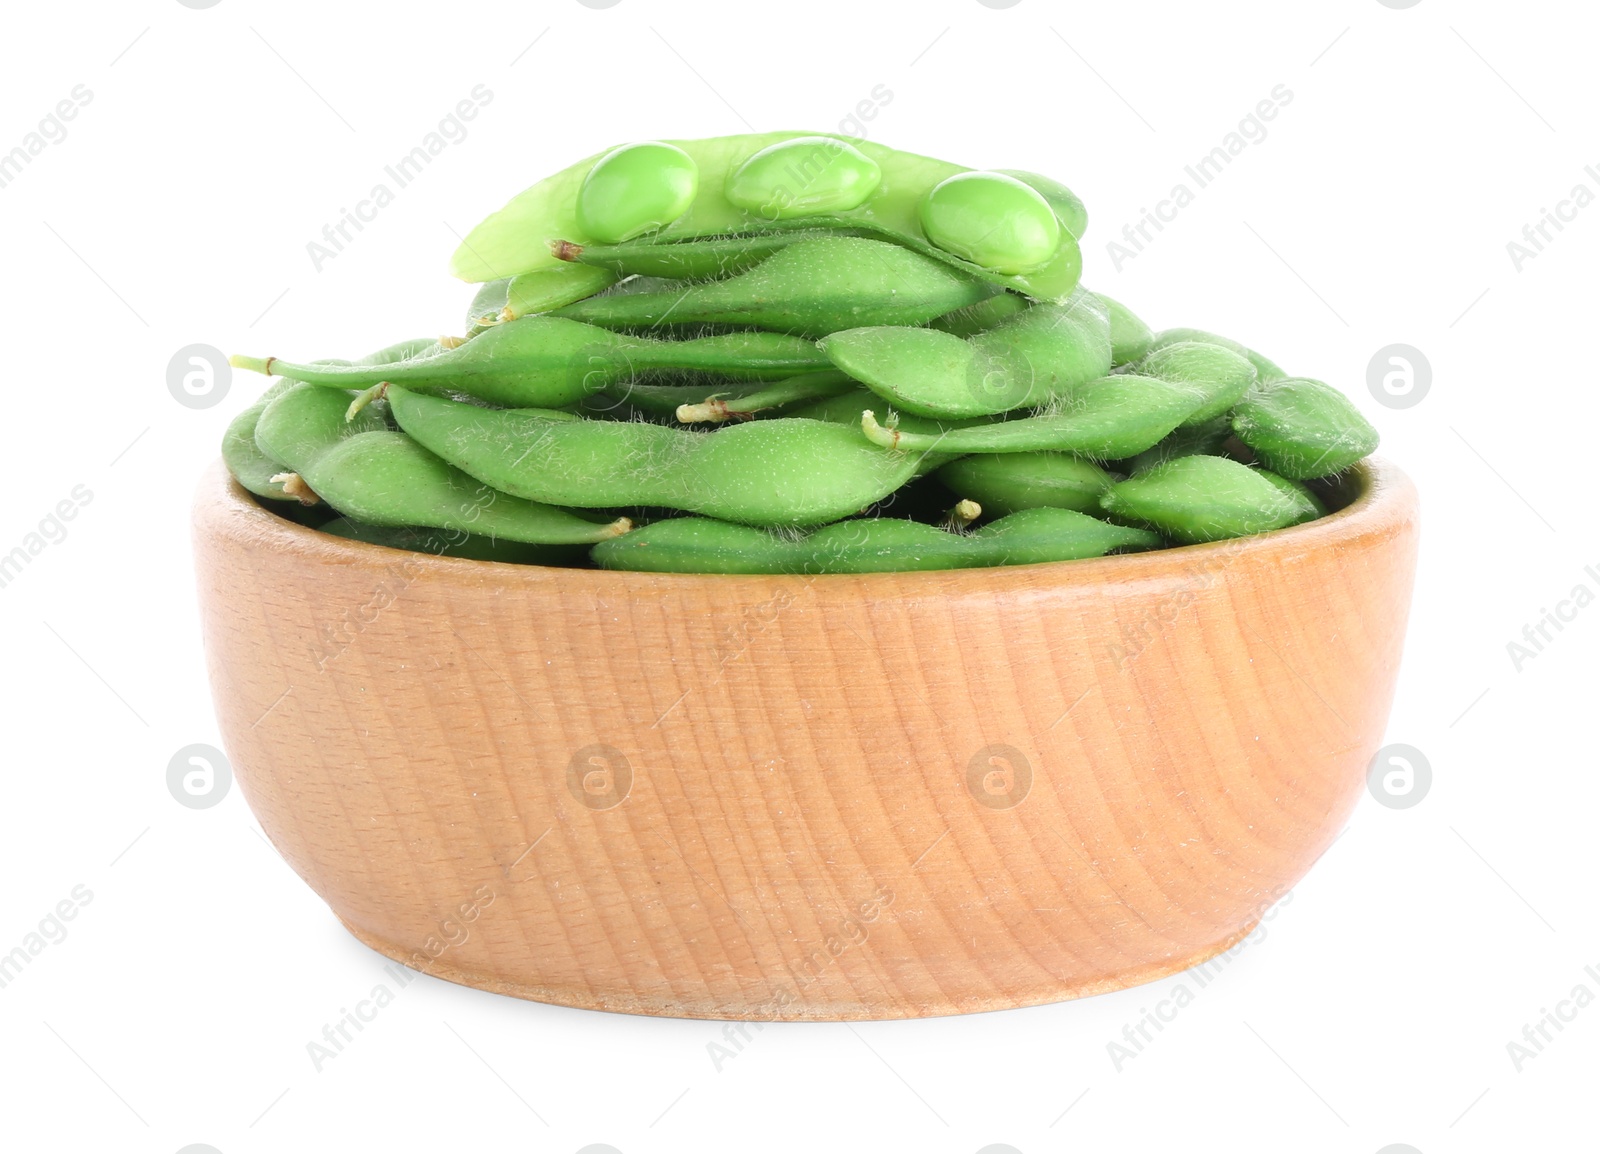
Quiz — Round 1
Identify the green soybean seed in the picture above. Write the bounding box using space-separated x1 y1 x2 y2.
254 384 628 544
575 141 699 244
387 386 931 528
862 374 1205 460
919 171 1060 274
231 316 830 409
996 170 1089 242
935 452 1116 515
553 236 991 337
675 370 857 423
822 291 1111 419
1122 414 1236 475
592 507 1159 575
929 290 1029 337
452 132 1082 302
1135 340 1257 426
725 136 882 218
1231 377 1379 479
1100 456 1319 543
552 231 827 280
1097 293 1153 366
223 378 298 500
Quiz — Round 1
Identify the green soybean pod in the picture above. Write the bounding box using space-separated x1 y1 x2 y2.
1121 414 1235 475
386 386 931 528
1231 377 1379 478
553 236 991 337
223 379 298 500
928 291 1029 337
1148 326 1285 384
254 384 627 544
919 171 1061 274
725 136 883 218
451 132 1083 302
576 141 699 243
862 374 1205 460
1135 341 1257 426
1095 293 1153 366
935 453 1116 515
674 370 857 423
466 265 619 330
822 290 1112 419
231 316 831 409
552 232 824 280
592 507 1159 574
996 169 1089 241
320 517 584 564
1099 455 1317 544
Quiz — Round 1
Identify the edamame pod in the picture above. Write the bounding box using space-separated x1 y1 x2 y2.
1231 378 1379 478
321 517 583 564
451 132 1084 302
1099 456 1319 543
553 232 830 280
254 384 629 544
223 378 297 500
1097 293 1153 366
553 237 992 337
386 386 935 528
675 370 857 423
862 374 1204 460
929 291 1029 338
232 316 831 408
466 265 619 330
1135 341 1257 426
1122 414 1235 475
1148 327 1285 384
822 291 1112 419
591 507 1159 574
935 453 1116 515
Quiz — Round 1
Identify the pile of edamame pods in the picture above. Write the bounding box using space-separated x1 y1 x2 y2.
225 131 1379 575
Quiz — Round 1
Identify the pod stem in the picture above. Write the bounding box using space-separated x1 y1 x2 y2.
860 410 902 450
599 516 633 539
941 499 983 530
230 354 276 376
549 239 584 263
346 382 388 422
268 472 321 506
676 396 733 424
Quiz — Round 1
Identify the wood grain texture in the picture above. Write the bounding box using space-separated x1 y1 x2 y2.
193 459 1419 1020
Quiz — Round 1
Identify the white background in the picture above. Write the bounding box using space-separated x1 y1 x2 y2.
1 1 1595 1151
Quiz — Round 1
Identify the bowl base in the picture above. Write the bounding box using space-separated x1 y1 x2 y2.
336 915 1265 1021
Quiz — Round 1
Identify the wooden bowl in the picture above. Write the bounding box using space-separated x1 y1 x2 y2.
193 459 1418 1020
